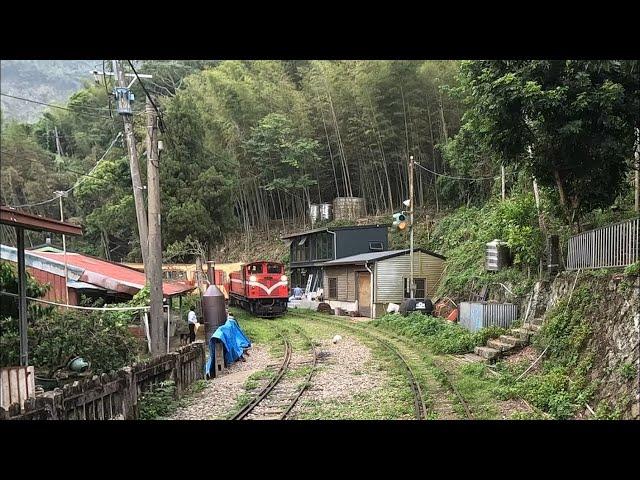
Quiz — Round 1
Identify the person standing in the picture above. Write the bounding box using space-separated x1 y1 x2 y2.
187 308 198 343
293 285 304 300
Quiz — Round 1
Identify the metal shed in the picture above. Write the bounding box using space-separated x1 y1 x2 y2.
321 248 446 318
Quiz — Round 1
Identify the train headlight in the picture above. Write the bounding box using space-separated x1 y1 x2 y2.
281 275 288 283
249 275 257 282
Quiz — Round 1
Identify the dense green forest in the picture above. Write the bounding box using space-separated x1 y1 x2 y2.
1 60 638 263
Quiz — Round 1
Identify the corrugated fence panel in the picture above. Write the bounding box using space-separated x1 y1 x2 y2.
459 302 519 333
567 217 639 270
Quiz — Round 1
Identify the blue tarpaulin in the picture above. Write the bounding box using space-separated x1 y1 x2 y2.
205 317 252 377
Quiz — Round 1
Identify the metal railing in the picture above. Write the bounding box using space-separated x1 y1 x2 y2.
566 217 639 270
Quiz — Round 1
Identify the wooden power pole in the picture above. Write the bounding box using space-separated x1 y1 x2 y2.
409 154 415 299
146 97 165 355
112 60 149 268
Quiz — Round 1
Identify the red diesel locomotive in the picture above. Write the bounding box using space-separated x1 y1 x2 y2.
228 261 289 317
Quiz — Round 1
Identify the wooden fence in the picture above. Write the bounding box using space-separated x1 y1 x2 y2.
0 341 205 420
567 217 639 270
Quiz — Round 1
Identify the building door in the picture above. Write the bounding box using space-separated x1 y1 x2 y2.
357 272 371 317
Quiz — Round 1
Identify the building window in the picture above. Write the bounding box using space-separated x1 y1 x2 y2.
369 241 383 251
403 278 426 299
328 278 338 299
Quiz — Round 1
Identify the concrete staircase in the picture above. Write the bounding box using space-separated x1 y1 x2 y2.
473 317 543 363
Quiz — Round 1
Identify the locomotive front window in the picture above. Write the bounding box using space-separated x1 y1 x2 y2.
267 263 282 274
248 264 263 274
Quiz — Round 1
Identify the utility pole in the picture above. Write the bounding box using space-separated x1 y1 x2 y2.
409 154 415 299
111 60 149 268
54 127 64 157
146 97 165 356
54 191 70 307
501 166 506 201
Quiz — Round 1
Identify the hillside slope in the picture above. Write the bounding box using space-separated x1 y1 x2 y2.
1 60 98 123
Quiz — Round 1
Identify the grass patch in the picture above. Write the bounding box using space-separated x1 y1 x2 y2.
224 392 253 419
617 362 636 381
373 313 506 355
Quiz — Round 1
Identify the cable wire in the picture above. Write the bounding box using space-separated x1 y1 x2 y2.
414 161 517 181
1 93 114 119
6 132 123 208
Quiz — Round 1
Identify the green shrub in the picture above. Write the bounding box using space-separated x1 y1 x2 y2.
138 381 177 419
618 362 636 381
373 313 506 355
30 309 138 375
424 193 543 300
624 262 640 276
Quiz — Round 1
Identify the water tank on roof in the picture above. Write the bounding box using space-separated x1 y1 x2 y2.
486 239 511 271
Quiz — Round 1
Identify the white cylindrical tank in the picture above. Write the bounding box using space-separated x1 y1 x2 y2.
309 204 320 225
320 202 333 221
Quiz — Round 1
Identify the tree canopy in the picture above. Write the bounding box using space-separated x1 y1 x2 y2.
1 59 637 261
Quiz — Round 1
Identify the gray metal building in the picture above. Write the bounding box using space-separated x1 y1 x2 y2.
281 224 389 293
321 248 446 318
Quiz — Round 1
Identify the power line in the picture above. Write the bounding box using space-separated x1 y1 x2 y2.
7 132 123 208
103 60 113 119
2 150 109 181
414 161 517 181
1 93 114 120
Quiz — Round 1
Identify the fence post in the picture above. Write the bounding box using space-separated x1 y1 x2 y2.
172 350 182 398
119 367 137 420
591 230 595 268
42 389 62 420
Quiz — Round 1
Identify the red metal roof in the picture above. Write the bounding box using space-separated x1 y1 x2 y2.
33 251 193 297
0 206 83 236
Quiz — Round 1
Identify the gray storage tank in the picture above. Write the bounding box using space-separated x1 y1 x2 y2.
202 261 226 343
486 239 511 271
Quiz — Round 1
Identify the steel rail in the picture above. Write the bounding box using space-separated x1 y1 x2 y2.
279 324 318 420
231 333 292 420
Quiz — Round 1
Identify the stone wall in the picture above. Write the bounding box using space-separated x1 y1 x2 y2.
527 270 639 419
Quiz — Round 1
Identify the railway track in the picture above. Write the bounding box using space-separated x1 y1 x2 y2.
231 327 317 420
377 327 474 419
288 310 428 420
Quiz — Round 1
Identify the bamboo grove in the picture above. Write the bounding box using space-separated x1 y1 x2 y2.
1 60 637 261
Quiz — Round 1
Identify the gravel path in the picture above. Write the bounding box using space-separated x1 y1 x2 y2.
289 333 389 417
169 345 275 420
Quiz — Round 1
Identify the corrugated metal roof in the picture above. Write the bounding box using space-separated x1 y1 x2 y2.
66 281 106 291
27 251 194 297
1 244 84 280
281 224 390 239
321 248 446 266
